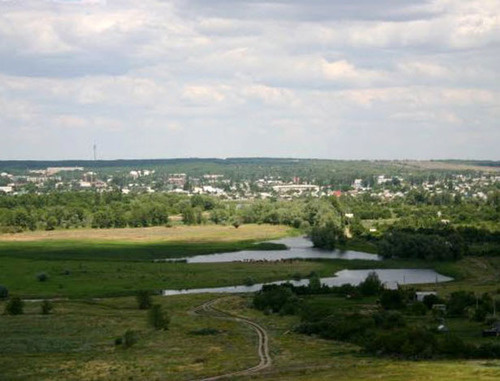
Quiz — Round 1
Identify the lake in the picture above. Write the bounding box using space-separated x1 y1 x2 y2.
163 268 453 296
162 236 381 263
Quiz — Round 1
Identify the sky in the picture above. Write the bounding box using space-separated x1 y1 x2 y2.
0 0 499 160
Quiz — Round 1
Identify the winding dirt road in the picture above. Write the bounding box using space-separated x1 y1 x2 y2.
192 298 272 380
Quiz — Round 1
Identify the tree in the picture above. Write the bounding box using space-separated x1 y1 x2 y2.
5 296 24 315
136 290 152 310
148 304 170 330
0 285 8 299
41 300 54 315
358 271 383 296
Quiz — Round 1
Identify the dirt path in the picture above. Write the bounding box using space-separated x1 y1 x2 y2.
192 298 272 380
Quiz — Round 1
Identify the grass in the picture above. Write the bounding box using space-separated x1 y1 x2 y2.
1 293 499 380
0 224 292 243
0 295 259 380
1 224 499 379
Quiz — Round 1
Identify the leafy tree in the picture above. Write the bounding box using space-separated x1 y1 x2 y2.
148 304 170 330
5 296 24 315
136 290 152 310
358 271 383 296
41 300 54 315
0 285 8 299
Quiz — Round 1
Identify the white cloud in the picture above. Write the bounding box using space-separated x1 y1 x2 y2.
0 0 498 159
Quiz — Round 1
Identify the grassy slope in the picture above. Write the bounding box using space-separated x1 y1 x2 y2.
2 295 499 380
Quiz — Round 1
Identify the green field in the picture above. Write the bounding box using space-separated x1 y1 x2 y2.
1 225 499 380
1 295 499 380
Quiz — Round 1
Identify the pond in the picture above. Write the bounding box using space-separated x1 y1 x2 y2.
163 236 381 263
163 268 453 296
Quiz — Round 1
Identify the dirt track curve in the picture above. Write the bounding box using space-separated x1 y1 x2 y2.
192 298 272 380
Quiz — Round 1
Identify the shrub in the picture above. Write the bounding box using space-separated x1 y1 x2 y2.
36 272 49 282
148 304 170 330
114 337 123 346
244 277 255 286
189 328 220 336
380 289 407 310
123 330 138 348
41 300 54 315
5 296 24 315
253 284 300 314
136 290 152 310
423 294 444 310
358 271 383 296
0 285 8 299
408 301 428 316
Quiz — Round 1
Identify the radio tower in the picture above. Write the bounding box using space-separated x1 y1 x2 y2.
93 143 97 161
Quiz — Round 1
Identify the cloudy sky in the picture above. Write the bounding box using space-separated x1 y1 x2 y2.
0 0 499 160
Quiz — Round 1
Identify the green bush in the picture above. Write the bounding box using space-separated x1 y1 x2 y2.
0 285 8 299
148 304 170 330
136 290 152 310
380 289 407 310
123 330 138 348
5 296 24 315
358 271 383 296
41 300 54 315
36 272 49 282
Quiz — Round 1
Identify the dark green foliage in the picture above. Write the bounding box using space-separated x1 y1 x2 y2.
308 273 322 291
380 289 407 310
136 290 152 310
378 230 466 260
446 291 476 316
310 221 345 249
243 277 255 286
372 311 406 329
189 328 220 336
0 285 8 299
36 272 48 282
408 301 428 316
423 294 444 310
114 337 123 346
253 284 302 315
358 271 383 296
297 312 375 343
366 327 438 359
41 300 53 315
4 296 24 315
148 304 170 330
123 329 138 348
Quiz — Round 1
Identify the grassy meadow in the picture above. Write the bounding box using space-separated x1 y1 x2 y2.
1 294 499 380
1 224 499 380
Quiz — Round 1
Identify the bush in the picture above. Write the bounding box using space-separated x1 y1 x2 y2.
41 300 54 315
148 304 170 330
189 328 220 336
358 271 383 296
36 272 49 282
244 277 255 286
253 284 301 315
5 296 24 315
380 289 407 310
408 301 428 316
136 290 152 310
0 285 8 299
123 329 138 348
423 294 444 310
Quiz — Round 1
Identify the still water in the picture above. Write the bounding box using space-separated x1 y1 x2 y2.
164 236 381 263
163 269 453 296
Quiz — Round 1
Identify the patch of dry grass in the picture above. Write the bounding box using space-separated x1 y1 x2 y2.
0 224 292 243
